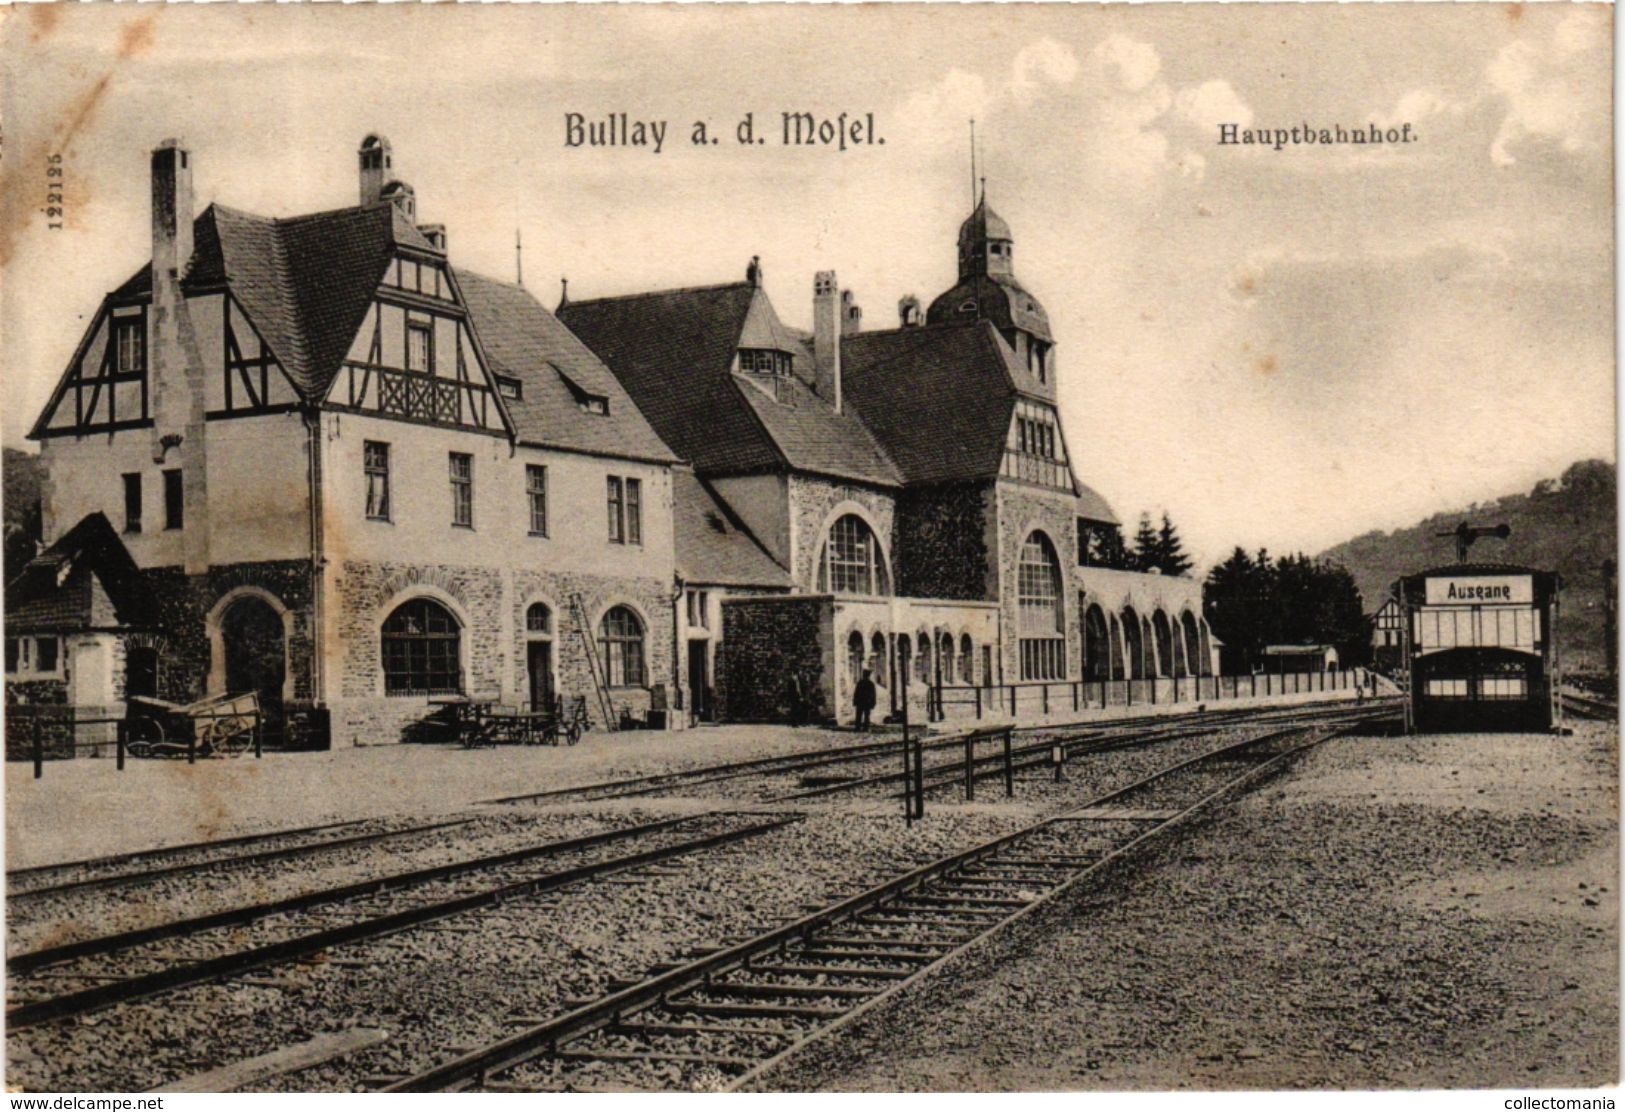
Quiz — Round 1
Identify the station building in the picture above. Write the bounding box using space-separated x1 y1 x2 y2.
559 195 1215 724
7 135 1214 744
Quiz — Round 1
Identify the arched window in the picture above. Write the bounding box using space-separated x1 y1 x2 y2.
915 632 931 684
871 632 888 688
937 632 954 685
817 514 891 597
1018 532 1064 681
382 598 462 695
847 630 866 687
598 606 646 687
526 603 552 634
960 634 975 684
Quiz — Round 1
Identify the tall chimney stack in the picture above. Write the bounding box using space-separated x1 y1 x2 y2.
359 134 393 206
813 271 841 413
151 140 194 286
148 139 211 573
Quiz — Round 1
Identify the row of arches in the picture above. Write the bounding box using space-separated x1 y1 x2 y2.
1082 602 1212 681
844 627 993 693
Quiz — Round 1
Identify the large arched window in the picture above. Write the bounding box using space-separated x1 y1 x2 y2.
382 598 462 695
1018 531 1064 681
598 606 646 687
817 514 891 597
1152 610 1174 678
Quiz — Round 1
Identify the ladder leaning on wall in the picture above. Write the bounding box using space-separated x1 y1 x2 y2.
569 594 618 732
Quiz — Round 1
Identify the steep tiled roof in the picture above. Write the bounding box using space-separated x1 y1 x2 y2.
4 513 156 631
841 319 1117 523
455 271 675 463
672 471 790 588
559 283 900 486
840 320 1017 484
108 202 423 399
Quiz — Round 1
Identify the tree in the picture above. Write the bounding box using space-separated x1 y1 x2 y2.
1153 512 1193 577
1202 548 1370 671
1083 522 1129 570
1128 513 1159 573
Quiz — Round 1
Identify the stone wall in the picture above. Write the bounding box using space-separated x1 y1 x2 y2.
716 595 834 723
329 558 673 745
893 481 997 600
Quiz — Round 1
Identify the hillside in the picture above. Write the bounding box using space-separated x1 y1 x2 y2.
1318 459 1616 671
3 446 43 581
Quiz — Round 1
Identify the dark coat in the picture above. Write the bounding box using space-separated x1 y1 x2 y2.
853 677 878 711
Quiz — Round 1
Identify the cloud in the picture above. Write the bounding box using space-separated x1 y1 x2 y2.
1174 80 1253 132
1090 34 1161 93
1486 7 1609 167
1011 38 1080 103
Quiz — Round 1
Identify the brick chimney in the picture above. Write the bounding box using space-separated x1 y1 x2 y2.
148 139 211 573
813 271 841 413
840 290 862 336
359 134 393 205
898 295 923 328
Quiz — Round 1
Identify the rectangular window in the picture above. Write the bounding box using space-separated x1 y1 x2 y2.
34 638 58 674
607 476 625 543
122 473 143 534
522 464 548 536
4 637 22 674
497 376 522 400
163 469 183 530
449 452 473 528
626 478 642 545
114 320 144 374
407 321 433 373
686 589 709 630
364 441 391 521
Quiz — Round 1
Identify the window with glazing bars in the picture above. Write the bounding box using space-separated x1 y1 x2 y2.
449 453 473 527
382 598 461 695
607 476 624 542
526 465 547 536
364 442 391 521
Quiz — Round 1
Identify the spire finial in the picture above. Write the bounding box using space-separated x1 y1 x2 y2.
979 175 986 204
558 276 569 310
515 228 524 287
969 119 977 210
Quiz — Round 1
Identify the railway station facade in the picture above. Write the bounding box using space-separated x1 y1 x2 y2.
6 135 1214 746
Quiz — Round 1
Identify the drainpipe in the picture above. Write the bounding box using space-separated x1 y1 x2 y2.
671 574 686 719
305 409 325 708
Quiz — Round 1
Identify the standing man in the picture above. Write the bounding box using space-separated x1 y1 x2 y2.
854 669 878 731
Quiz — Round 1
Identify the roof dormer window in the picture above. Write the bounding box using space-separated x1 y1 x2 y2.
496 375 522 400
739 348 791 376
554 365 609 415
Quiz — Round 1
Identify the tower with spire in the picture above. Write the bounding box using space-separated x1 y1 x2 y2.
926 188 1056 395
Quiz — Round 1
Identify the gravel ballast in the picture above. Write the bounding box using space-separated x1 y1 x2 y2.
749 722 1618 1091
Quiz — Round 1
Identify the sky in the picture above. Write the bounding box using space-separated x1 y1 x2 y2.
0 3 1614 571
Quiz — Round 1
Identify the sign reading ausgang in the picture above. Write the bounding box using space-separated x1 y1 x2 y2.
1424 575 1534 606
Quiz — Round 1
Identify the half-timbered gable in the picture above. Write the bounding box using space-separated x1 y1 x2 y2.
328 256 506 435
29 302 152 439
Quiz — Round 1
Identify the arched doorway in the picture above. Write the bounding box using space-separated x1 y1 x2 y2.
1084 605 1110 681
1181 612 1203 679
1122 607 1145 679
1152 611 1174 677
526 603 555 712
222 594 287 736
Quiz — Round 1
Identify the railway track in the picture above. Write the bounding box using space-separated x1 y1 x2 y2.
493 699 1391 808
383 710 1395 1093
7 811 801 1030
6 699 1377 907
1560 689 1618 721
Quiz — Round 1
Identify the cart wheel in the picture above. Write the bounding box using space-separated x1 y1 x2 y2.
565 722 583 746
127 718 165 759
218 718 252 757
